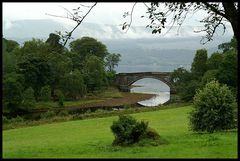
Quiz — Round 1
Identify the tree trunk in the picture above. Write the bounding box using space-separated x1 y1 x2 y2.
222 2 239 49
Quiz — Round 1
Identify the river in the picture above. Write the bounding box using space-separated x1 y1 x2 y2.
130 78 170 107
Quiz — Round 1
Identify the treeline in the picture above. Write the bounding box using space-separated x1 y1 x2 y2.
171 36 237 102
3 34 121 114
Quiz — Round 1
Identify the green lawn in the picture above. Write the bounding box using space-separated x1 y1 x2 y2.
2 105 237 158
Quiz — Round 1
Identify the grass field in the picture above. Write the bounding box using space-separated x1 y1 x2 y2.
2 105 237 158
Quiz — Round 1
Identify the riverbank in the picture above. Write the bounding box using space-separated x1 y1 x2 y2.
2 102 191 130
3 87 156 121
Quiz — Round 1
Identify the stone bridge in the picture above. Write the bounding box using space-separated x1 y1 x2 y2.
115 72 176 94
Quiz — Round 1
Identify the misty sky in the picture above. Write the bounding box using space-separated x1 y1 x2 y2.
3 2 217 27
3 2 233 40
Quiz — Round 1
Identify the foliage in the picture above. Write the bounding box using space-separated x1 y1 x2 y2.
105 53 121 72
177 79 202 102
191 49 208 78
17 56 53 99
3 38 19 53
216 50 237 88
69 37 108 69
144 127 160 140
206 52 223 70
46 51 73 93
40 111 56 119
218 36 237 52
171 68 202 102
2 36 118 116
189 80 235 133
171 37 237 102
40 85 52 101
59 70 87 100
83 55 108 92
3 74 23 113
21 87 36 112
45 33 64 54
171 67 192 85
2 39 18 74
201 69 218 85
55 89 65 107
58 110 69 117
105 71 117 86
110 115 149 146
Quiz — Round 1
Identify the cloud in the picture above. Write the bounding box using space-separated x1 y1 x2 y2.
3 19 12 30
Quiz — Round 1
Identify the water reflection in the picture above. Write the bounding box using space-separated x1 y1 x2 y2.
130 78 170 106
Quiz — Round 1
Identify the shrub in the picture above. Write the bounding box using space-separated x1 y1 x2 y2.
189 80 235 133
40 85 51 101
55 89 64 107
21 87 36 112
40 110 56 119
10 116 25 123
110 115 148 146
144 127 160 140
58 110 69 117
2 116 10 124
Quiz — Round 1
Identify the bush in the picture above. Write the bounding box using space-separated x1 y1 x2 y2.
144 127 160 140
58 110 69 117
40 110 56 119
40 85 51 101
21 87 36 112
189 80 235 133
110 115 148 146
2 116 10 124
55 89 64 107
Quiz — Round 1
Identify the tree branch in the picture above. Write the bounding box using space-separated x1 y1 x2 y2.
62 2 97 46
46 2 97 47
202 2 226 19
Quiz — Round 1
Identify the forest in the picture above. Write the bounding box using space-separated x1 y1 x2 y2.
3 34 121 116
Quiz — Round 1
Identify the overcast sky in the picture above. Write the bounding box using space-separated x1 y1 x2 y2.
3 2 233 40
3 2 210 27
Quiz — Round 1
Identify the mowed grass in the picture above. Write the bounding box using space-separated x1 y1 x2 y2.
3 105 237 158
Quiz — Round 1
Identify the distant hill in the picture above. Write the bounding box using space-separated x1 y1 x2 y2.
3 19 233 73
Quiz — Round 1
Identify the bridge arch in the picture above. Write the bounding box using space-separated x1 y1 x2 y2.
127 76 172 89
115 72 176 94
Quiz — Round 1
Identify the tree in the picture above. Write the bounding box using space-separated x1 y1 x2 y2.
45 33 64 54
54 89 64 107
21 87 36 112
17 56 53 99
105 53 121 72
218 36 237 52
83 55 108 92
69 37 108 70
216 50 237 97
46 52 73 95
206 52 223 70
3 74 23 113
40 85 52 101
189 80 235 133
201 69 218 85
59 70 87 100
3 38 19 53
191 49 208 78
